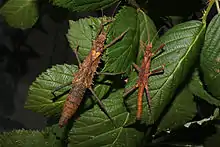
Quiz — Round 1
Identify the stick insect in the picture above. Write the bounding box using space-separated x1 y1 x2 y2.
52 17 128 127
123 31 165 120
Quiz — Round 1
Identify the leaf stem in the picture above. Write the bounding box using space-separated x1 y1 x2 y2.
202 0 215 23
215 0 220 13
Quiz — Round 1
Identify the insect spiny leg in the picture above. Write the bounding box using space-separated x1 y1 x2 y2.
123 84 138 97
104 28 129 49
88 87 115 125
96 71 125 76
73 45 82 67
152 44 165 56
149 65 165 76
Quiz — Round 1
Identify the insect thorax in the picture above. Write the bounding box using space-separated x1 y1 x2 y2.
94 32 107 53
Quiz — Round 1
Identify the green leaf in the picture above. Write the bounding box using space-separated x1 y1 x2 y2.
43 124 66 142
68 89 143 147
0 129 60 147
156 87 196 134
125 20 206 124
103 6 140 74
0 0 38 29
50 0 119 12
188 69 220 106
66 17 104 60
25 64 77 117
200 13 220 99
25 64 112 117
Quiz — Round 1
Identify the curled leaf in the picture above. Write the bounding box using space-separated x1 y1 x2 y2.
200 13 220 99
188 69 220 106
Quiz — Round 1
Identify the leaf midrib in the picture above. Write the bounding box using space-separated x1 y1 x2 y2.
153 23 205 109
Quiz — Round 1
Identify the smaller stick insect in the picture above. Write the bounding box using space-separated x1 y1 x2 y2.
123 31 165 120
52 17 128 127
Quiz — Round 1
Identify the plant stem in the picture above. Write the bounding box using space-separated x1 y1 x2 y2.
202 0 215 23
215 0 220 13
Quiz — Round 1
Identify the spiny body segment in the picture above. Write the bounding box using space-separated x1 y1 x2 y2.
58 28 107 127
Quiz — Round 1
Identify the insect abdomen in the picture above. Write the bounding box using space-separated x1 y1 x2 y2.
59 83 86 127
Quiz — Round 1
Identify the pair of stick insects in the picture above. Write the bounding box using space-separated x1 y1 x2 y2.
52 19 128 127
123 38 165 120
52 18 165 127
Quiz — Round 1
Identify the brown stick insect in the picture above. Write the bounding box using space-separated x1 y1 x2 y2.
52 17 128 127
123 31 165 120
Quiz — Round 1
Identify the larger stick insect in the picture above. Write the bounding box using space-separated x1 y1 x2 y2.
52 17 128 127
123 31 165 120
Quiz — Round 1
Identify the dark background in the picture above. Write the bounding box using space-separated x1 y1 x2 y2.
0 0 217 133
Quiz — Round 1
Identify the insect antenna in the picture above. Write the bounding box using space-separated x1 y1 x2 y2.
104 1 122 33
111 1 121 18
144 25 165 57
146 25 163 45
138 22 163 56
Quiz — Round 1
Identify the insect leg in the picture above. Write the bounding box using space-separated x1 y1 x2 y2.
132 63 141 72
51 81 72 97
88 87 114 123
152 44 165 56
149 65 165 76
104 28 129 49
96 71 125 76
144 84 152 114
73 45 82 67
123 84 138 97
